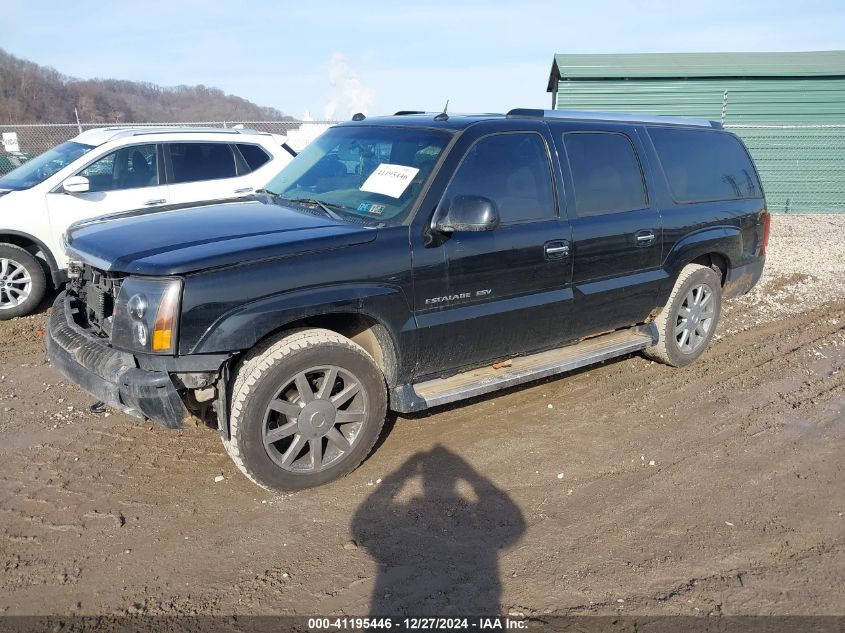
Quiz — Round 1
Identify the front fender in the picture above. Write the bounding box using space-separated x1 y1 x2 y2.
0 228 63 285
187 282 413 357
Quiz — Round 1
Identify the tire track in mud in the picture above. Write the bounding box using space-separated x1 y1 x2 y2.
1 290 844 615
394 300 845 617
421 300 845 473
550 541 845 616
620 303 845 416
544 302 843 442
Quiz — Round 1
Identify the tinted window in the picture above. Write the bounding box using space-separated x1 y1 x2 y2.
649 128 761 202
443 133 555 224
237 143 271 172
169 142 236 183
78 144 159 192
563 132 647 217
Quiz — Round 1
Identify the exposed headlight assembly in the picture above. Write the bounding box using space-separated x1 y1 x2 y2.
112 277 182 355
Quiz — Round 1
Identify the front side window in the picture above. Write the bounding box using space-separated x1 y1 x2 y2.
441 133 556 224
564 132 647 217
169 142 237 183
649 128 761 203
263 126 451 226
0 141 94 191
78 144 159 192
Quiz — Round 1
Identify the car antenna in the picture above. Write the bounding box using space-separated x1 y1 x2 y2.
352 112 366 121
433 100 449 121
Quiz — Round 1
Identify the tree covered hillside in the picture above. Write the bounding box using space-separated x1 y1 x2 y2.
0 48 291 123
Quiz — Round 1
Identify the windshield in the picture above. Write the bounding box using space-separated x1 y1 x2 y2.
262 126 451 225
0 141 95 191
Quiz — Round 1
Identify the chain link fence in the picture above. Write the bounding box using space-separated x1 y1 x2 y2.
1 120 844 213
0 120 340 172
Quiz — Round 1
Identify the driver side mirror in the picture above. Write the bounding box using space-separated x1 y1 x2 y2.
62 175 90 194
432 195 500 233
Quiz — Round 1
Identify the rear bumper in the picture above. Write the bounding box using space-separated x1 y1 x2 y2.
45 292 191 429
723 256 765 299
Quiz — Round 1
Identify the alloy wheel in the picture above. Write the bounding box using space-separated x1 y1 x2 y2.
262 365 368 473
675 283 715 354
0 258 33 310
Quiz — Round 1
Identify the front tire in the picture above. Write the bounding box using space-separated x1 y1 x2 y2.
0 244 47 320
644 263 722 367
223 328 388 492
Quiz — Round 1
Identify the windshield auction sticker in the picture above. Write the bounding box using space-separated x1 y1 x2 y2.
360 163 420 198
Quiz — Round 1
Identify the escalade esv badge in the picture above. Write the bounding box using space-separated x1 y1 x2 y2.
425 289 492 305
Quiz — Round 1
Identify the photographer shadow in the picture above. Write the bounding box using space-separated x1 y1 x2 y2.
351 445 525 617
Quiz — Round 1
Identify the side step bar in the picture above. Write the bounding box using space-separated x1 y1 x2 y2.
390 325 656 413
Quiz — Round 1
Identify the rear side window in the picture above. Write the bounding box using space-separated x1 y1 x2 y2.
649 128 761 203
443 133 556 224
236 144 271 172
563 132 647 217
168 142 236 184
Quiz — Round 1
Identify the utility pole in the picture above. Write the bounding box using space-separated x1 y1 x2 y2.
74 108 82 134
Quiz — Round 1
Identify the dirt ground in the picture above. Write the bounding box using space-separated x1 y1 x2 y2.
0 214 843 620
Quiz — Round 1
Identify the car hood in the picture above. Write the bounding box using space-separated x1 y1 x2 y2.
66 199 377 275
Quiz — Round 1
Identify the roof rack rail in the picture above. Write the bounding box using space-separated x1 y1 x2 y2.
394 110 427 115
506 108 722 129
124 127 254 137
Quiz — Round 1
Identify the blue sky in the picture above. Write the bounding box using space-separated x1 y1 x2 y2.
4 0 845 121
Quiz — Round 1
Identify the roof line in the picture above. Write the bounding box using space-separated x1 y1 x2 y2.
506 108 722 129
548 50 845 88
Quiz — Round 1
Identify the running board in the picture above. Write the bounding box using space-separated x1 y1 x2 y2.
390 325 656 413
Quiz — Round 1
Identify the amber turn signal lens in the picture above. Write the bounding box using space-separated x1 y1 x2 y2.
152 283 181 352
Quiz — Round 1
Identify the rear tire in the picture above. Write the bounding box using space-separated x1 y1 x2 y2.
0 243 47 320
223 328 387 492
644 263 722 367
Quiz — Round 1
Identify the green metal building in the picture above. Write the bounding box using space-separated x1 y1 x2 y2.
547 51 845 212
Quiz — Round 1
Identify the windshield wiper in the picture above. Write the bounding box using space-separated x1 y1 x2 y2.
281 197 345 222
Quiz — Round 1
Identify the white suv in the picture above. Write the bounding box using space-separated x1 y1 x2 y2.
0 126 296 318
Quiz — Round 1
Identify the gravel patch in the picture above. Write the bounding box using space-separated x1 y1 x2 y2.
723 214 845 334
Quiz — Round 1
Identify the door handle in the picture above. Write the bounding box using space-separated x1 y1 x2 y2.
144 198 166 206
234 186 254 194
544 240 570 260
635 230 656 246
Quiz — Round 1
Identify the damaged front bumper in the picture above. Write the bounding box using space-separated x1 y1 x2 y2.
46 292 216 429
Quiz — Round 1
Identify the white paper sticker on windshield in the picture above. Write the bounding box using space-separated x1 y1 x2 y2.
360 163 420 198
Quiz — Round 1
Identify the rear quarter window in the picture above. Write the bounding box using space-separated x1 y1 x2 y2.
236 144 272 172
649 128 761 203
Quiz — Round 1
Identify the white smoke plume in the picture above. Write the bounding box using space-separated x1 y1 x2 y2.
323 52 375 120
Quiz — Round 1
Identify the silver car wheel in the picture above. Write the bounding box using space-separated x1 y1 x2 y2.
0 258 33 310
262 365 368 473
674 283 715 354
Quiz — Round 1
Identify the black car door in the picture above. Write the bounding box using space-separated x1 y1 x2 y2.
410 121 574 379
550 122 664 335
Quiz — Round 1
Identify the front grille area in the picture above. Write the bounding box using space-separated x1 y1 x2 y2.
68 265 123 339
48 296 136 384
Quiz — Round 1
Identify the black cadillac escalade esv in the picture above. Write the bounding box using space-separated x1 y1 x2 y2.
47 109 769 491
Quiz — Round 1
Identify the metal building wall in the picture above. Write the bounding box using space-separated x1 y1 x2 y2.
550 54 845 212
553 78 845 123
